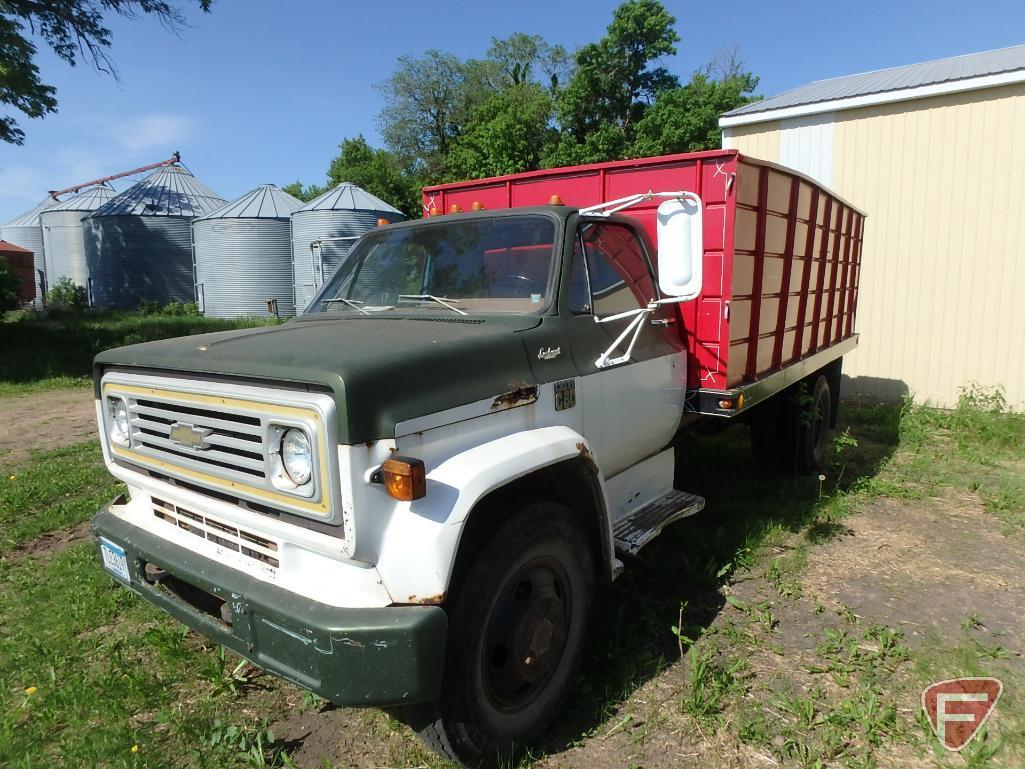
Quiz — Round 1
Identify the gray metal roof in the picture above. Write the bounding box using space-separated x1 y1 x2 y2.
88 165 225 218
46 185 118 212
724 44 1025 118
2 196 58 227
297 182 401 214
197 184 303 221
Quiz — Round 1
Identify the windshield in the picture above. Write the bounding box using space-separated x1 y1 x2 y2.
308 214 558 316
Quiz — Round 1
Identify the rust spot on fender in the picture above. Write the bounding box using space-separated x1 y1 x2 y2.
405 592 447 605
490 385 539 412
576 441 599 473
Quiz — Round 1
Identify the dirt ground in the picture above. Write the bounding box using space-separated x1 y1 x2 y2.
270 493 1025 769
0 387 96 469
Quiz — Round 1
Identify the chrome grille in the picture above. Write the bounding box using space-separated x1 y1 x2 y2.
153 497 280 568
127 396 267 482
102 372 341 527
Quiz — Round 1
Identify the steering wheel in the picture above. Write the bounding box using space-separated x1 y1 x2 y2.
490 274 543 298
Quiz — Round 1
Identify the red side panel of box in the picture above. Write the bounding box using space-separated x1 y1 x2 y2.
422 150 863 393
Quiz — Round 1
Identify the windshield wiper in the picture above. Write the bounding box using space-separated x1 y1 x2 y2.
322 297 370 315
396 294 468 316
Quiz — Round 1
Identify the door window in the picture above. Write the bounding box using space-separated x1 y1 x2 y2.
567 223 656 316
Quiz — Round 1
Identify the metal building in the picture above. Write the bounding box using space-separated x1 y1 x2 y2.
720 44 1025 408
0 240 36 303
290 182 404 314
39 186 118 299
84 165 225 309
193 184 303 318
1 196 58 303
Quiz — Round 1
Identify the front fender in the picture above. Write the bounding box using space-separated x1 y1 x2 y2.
374 426 608 604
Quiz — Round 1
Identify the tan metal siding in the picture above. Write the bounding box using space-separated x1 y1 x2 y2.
834 84 1025 407
725 83 1025 408
723 121 781 162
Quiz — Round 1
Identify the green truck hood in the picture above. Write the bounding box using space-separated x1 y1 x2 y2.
94 314 542 443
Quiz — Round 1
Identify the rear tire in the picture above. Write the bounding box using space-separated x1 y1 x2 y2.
749 373 832 474
405 501 594 767
795 375 832 473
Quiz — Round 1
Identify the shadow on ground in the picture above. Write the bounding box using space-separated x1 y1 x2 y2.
274 401 904 767
537 400 903 754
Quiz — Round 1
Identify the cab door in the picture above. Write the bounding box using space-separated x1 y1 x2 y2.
563 220 686 477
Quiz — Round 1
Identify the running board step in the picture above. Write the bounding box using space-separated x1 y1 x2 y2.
613 491 705 555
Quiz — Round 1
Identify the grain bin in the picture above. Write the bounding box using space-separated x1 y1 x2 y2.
1 196 58 304
84 165 225 309
39 186 118 300
290 182 404 314
193 184 302 318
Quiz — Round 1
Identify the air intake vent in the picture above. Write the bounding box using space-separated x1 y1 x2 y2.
152 497 279 568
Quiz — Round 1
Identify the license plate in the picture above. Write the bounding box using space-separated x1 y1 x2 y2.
99 538 130 582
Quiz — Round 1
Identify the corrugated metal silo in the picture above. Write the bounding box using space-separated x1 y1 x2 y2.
39 186 118 299
84 166 225 309
290 182 404 314
193 184 303 318
1 197 58 303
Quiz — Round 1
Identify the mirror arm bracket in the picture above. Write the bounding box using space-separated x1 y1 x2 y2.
578 190 701 218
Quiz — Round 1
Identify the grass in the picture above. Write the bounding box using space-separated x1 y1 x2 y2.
1 389 1023 767
0 310 278 393
0 442 123 552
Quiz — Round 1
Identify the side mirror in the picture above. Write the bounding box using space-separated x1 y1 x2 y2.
656 196 703 300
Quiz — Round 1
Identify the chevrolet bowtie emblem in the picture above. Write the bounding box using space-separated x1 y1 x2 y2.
169 422 212 450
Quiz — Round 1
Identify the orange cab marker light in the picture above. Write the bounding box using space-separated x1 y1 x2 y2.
450 204 463 214
382 457 427 501
429 206 439 217
549 194 564 206
471 201 485 210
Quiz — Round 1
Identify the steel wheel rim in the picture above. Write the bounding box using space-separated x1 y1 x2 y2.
481 556 571 712
812 391 829 458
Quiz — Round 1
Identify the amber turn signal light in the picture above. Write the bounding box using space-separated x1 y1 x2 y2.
382 457 427 501
376 217 390 226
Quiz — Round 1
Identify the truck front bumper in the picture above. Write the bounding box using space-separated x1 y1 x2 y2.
91 498 447 707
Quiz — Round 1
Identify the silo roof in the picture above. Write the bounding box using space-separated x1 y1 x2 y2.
297 182 401 214
46 185 118 212
197 184 303 221
88 165 225 218
2 196 59 228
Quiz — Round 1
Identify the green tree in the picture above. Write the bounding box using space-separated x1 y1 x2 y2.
281 181 325 203
377 50 498 177
487 32 571 95
1 0 211 145
631 65 760 156
45 276 88 311
446 84 557 181
551 0 679 165
326 136 422 218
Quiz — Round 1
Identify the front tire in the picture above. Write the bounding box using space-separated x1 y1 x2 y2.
408 502 594 767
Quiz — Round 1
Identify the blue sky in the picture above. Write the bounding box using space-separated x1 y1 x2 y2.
1 0 1023 222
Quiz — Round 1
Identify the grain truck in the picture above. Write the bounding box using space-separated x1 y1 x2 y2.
91 150 864 766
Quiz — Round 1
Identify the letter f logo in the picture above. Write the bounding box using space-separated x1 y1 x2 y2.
923 678 1002 750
